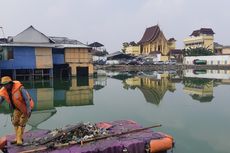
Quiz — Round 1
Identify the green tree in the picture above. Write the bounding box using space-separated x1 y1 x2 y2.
183 47 214 56
122 42 129 53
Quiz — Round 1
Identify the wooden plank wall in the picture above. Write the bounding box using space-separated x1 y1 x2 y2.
35 48 53 69
65 48 93 76
65 48 92 63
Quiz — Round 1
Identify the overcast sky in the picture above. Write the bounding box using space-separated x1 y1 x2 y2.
0 0 229 52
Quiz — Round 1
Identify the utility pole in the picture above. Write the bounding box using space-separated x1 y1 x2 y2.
0 26 6 38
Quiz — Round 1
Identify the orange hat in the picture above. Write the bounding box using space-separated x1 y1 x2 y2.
1 76 12 85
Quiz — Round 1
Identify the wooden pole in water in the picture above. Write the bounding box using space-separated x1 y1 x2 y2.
19 124 162 153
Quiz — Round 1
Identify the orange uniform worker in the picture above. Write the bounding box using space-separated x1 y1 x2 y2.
0 76 34 145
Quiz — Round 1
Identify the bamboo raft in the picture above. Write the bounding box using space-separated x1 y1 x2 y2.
0 120 174 153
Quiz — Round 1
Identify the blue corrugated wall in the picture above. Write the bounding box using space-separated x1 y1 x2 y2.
0 47 36 69
52 48 64 64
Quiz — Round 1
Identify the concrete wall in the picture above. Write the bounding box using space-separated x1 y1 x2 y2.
125 46 141 56
160 56 169 61
184 35 214 51
69 63 94 76
222 47 230 54
183 55 230 65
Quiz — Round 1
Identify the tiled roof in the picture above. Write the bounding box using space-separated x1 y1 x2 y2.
129 41 138 46
106 51 134 59
0 38 7 44
168 38 176 42
89 42 104 47
214 42 223 48
138 25 161 44
190 28 215 36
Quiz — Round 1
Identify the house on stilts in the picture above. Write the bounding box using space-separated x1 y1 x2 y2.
0 26 93 80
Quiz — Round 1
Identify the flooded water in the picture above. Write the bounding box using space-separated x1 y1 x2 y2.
1 69 230 153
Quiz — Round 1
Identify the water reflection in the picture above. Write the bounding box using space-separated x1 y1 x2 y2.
183 78 214 102
110 69 230 104
1 70 230 153
93 76 107 90
1 69 230 130
184 69 230 79
0 77 95 130
123 73 176 105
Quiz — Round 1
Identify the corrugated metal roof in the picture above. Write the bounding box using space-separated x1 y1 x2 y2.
0 43 55 47
13 25 54 44
1 26 90 49
50 36 90 48
106 51 124 58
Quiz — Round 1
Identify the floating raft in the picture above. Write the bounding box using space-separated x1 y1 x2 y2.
0 120 174 153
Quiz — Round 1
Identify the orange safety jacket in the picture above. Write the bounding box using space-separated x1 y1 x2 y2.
0 81 34 115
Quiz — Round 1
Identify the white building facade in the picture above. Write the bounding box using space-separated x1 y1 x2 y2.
183 55 230 65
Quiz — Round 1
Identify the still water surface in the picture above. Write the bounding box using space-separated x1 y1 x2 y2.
0 70 230 153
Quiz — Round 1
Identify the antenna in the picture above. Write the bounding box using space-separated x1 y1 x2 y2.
157 20 160 27
0 26 6 38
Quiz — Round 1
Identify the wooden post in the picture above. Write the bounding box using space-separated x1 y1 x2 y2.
49 69 53 78
12 69 16 80
42 69 44 79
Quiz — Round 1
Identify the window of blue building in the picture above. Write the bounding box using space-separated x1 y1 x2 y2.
0 46 14 60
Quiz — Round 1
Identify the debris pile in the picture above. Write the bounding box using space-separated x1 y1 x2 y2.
52 122 109 144
25 122 110 147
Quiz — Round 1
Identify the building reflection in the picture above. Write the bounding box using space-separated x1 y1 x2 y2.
182 69 230 103
94 76 107 90
0 77 94 130
183 69 230 80
183 77 214 102
123 73 176 105
65 77 93 106
28 84 56 130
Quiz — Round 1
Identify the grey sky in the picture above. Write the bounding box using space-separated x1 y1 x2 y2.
0 0 229 52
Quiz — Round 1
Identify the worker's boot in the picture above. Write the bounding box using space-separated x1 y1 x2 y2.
16 126 24 146
10 126 18 144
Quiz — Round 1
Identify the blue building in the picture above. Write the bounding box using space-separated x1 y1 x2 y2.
0 26 93 79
